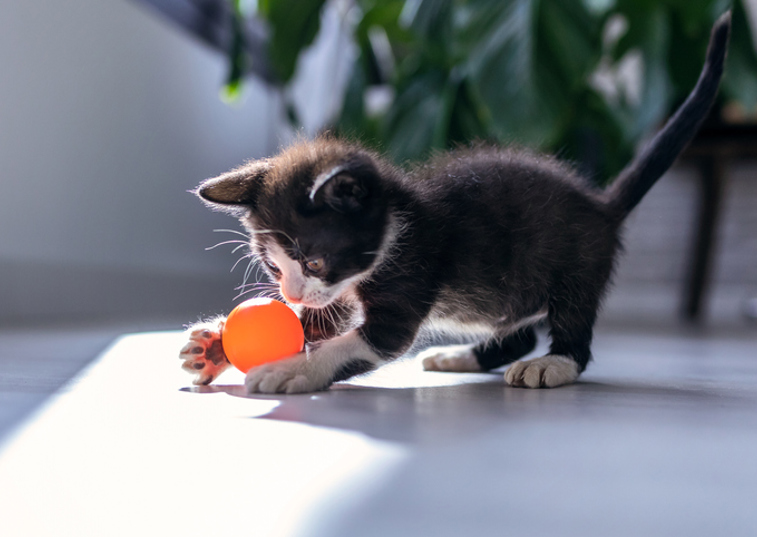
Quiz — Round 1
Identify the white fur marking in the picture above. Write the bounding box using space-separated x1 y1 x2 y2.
309 165 345 201
498 309 548 336
245 330 382 394
504 355 579 389
419 344 482 372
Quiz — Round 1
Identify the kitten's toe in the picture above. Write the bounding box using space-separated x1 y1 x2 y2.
283 375 317 394
244 363 281 393
420 345 482 372
179 321 230 385
245 353 328 394
505 355 578 388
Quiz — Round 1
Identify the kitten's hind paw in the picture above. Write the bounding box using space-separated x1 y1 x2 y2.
179 320 231 385
505 355 578 388
419 344 482 373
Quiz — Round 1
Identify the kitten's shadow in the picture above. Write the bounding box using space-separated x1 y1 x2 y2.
181 374 733 444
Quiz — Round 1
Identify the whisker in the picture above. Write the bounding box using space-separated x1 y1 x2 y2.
233 283 280 301
236 286 284 302
234 287 260 301
214 227 302 258
242 257 256 288
230 253 253 273
233 282 273 291
212 228 292 303
213 228 251 239
318 310 326 338
205 239 247 251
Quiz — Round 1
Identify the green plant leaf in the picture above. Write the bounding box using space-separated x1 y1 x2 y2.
558 87 633 182
464 0 553 145
538 0 603 90
382 70 450 162
319 0 757 178
223 0 247 102
722 0 757 110
609 4 672 141
400 0 453 42
262 0 327 82
447 77 494 145
464 0 601 148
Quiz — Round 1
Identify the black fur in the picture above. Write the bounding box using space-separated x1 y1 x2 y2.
196 14 730 388
330 359 376 384
474 327 538 371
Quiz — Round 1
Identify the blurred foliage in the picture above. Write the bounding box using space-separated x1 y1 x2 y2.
233 0 757 182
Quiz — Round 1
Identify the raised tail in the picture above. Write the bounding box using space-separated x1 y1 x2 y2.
604 11 731 219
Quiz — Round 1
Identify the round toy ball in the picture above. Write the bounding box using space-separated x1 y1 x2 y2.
222 298 305 373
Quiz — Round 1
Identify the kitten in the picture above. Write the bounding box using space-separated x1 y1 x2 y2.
180 13 730 393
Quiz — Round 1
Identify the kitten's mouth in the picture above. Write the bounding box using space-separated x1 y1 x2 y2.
281 291 330 310
295 298 331 310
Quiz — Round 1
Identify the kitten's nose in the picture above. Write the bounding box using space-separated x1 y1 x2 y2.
281 288 303 304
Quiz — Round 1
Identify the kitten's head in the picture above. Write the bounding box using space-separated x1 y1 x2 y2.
196 138 395 309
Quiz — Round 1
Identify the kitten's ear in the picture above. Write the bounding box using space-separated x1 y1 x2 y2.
310 170 369 213
195 161 271 209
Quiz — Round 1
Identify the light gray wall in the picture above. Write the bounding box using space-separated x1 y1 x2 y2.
0 0 281 324
1 0 753 328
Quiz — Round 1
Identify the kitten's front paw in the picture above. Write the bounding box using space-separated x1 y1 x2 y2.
179 320 231 385
504 355 578 388
420 344 482 372
245 352 330 394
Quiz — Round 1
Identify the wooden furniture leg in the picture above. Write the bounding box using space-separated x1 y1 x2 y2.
683 155 726 322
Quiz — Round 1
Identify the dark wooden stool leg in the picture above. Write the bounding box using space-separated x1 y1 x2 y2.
682 155 726 322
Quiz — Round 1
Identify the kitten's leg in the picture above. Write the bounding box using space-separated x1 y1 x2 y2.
244 330 382 394
179 318 231 385
419 344 481 372
475 326 538 370
421 327 537 373
505 293 596 389
245 291 432 394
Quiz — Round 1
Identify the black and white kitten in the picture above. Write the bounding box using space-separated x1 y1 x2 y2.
180 14 730 393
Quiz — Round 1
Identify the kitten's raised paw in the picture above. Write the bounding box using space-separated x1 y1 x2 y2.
179 320 231 385
504 355 578 388
245 352 329 394
420 344 482 372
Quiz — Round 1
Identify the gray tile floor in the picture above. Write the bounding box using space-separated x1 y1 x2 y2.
1 323 755 536
0 327 118 444
0 320 181 446
311 327 757 537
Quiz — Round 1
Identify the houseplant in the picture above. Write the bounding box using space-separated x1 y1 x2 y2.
229 0 757 180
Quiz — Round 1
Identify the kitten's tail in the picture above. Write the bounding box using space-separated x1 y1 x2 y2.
604 11 731 219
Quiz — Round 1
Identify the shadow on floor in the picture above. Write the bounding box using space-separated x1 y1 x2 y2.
182 374 751 444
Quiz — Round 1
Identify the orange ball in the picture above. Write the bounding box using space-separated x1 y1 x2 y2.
222 298 305 373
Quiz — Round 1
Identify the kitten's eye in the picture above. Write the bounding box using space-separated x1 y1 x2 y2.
264 260 281 274
305 258 325 273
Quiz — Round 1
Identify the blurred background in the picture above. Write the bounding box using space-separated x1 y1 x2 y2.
1 0 756 331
